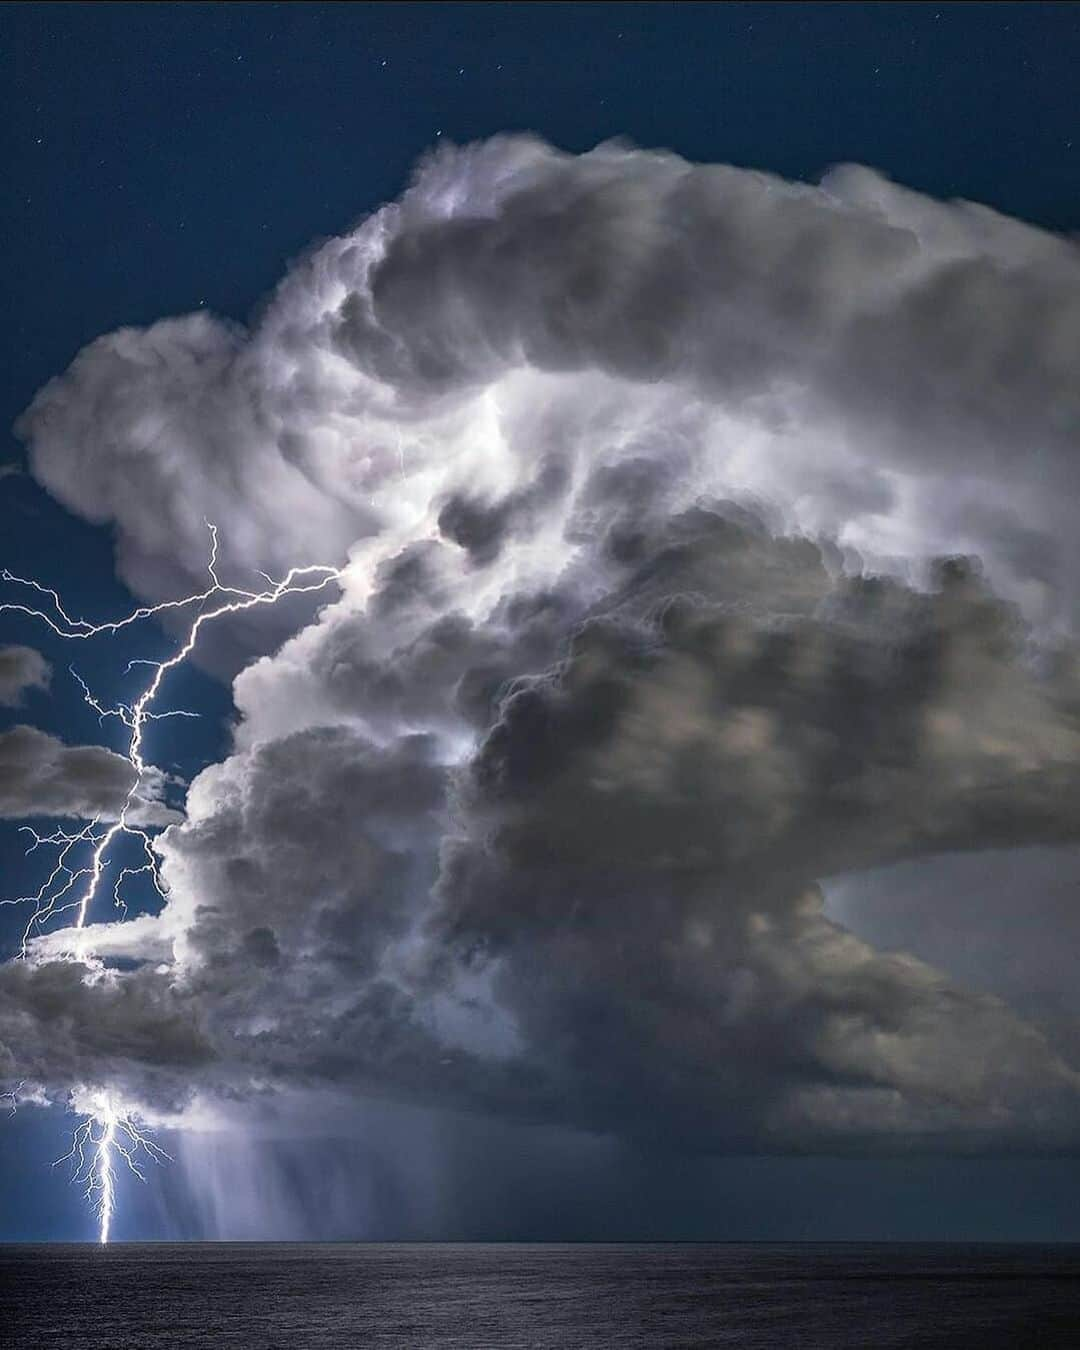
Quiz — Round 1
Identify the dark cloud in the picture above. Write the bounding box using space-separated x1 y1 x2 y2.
0 645 50 707
7 513 1080 1152
437 455 570 567
0 958 210 1113
428 517 1080 1148
5 139 1080 1159
0 724 175 825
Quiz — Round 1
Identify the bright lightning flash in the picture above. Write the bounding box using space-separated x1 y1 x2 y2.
54 1091 172 1244
1 524 344 1241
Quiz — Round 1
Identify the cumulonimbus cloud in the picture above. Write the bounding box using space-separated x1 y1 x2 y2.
4 136 1080 1153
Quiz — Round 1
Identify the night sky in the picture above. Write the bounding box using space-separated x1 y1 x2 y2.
4 2 1080 1241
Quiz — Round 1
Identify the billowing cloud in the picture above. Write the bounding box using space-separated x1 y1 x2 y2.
18 137 1080 629
4 138 1080 1157
0 645 50 707
6 520 1080 1150
0 958 210 1110
424 519 1080 1149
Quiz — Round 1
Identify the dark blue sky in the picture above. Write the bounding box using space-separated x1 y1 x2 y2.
3 1 1080 1240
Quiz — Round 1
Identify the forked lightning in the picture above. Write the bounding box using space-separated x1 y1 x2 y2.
1 526 343 1241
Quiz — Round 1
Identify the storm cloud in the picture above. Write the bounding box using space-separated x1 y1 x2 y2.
0 645 50 707
4 137 1080 1156
0 724 176 826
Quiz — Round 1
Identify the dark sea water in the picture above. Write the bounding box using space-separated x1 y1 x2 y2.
2 1242 1079 1348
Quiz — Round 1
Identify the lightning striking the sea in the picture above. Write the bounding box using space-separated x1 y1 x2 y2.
55 1091 173 1244
1 527 344 1241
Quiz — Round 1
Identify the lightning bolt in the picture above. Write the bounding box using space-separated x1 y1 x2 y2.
53 1090 172 1244
1 1081 24 1117
2 524 344 1240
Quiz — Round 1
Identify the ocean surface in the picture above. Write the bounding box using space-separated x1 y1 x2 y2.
2 1242 1079 1348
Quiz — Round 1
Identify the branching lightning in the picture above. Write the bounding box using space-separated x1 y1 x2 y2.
1 524 344 1240
54 1091 172 1244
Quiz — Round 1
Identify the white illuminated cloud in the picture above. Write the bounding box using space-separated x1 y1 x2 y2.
5 137 1080 1155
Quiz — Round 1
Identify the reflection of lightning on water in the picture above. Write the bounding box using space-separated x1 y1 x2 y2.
1 525 344 1240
